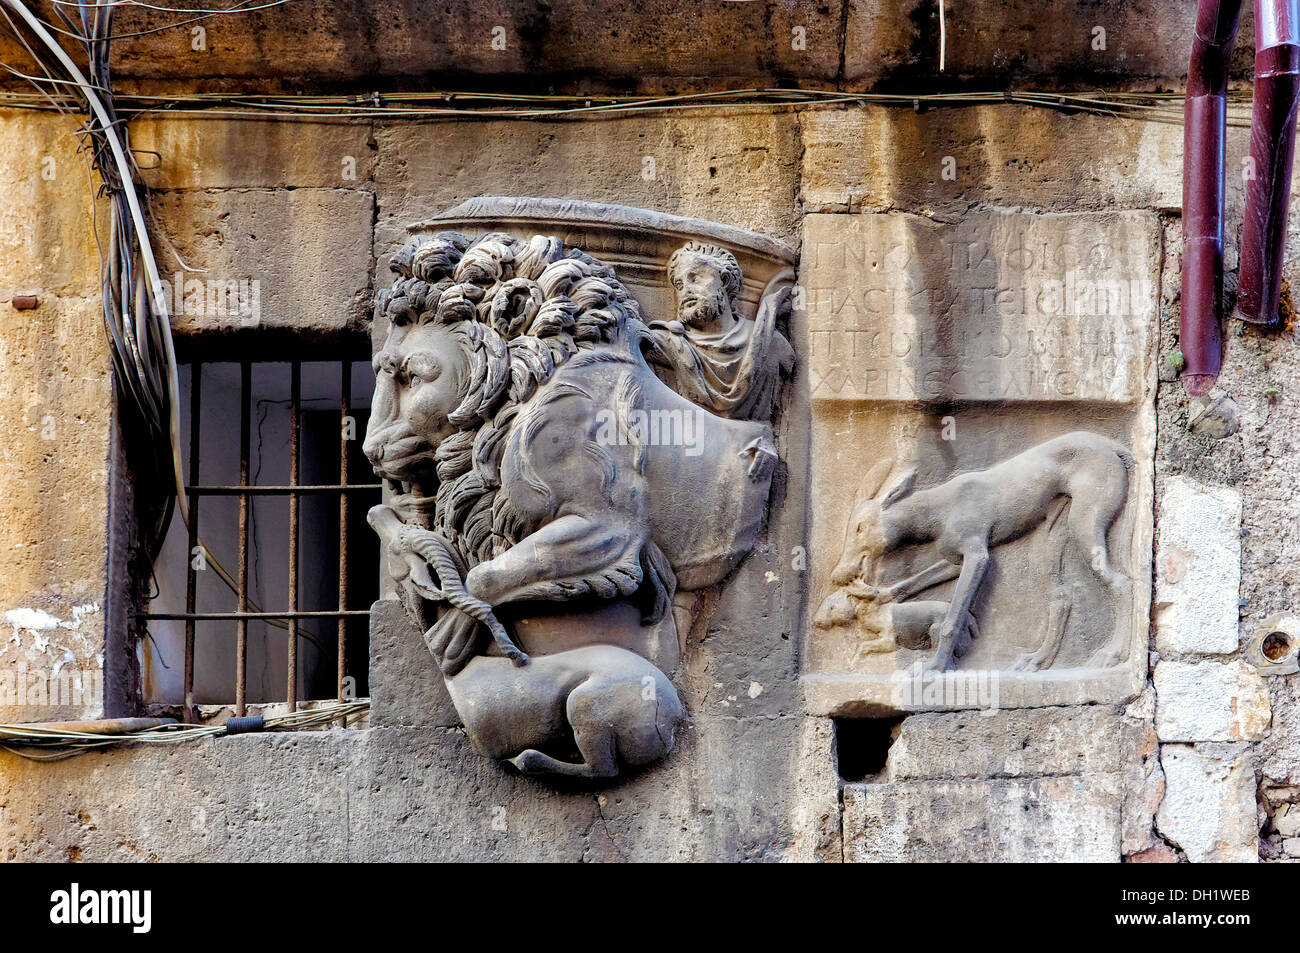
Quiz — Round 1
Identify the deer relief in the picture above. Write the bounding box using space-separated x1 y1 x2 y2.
815 431 1135 673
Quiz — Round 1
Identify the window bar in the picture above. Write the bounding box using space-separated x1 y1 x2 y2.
287 361 300 712
183 364 201 724
337 361 350 726
236 360 251 717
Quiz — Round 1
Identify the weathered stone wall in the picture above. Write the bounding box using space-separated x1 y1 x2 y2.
1 1 1298 861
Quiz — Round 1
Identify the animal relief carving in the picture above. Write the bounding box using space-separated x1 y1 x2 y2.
816 431 1134 674
364 223 790 780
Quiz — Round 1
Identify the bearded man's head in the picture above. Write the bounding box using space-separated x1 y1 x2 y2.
667 241 742 333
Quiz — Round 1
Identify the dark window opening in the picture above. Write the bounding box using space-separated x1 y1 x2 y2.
140 359 380 718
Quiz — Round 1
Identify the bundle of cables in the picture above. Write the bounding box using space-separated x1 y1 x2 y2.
1 0 185 559
0 702 370 761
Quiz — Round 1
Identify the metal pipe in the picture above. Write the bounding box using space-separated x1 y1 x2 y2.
1237 0 1300 325
1182 0 1244 396
2 717 176 736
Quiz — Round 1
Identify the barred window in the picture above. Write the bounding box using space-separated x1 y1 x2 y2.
140 357 380 719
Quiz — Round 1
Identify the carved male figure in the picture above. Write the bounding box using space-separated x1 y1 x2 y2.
646 241 793 421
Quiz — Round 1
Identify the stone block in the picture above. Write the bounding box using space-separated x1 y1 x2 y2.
149 188 374 337
885 706 1122 780
131 119 377 189
0 112 101 296
1121 717 1165 855
1157 743 1258 863
799 108 1183 217
0 294 111 722
801 213 1156 715
787 717 841 862
844 0 1214 91
1154 660 1271 742
1154 477 1242 656
843 773 1121 862
367 599 459 728
802 210 1158 404
372 112 803 278
99 1 844 92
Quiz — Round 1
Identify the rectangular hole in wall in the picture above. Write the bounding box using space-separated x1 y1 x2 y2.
834 716 906 782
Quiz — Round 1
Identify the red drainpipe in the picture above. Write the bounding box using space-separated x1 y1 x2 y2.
1183 0 1243 397
1237 0 1300 326
1183 0 1300 397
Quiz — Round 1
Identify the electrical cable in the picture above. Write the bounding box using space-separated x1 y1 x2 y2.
0 700 369 761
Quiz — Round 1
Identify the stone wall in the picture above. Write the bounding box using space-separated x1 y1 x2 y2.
0 1 1297 862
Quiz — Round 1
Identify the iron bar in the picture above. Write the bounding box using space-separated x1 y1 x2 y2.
287 361 300 711
338 361 350 725
236 360 250 716
183 364 201 724
141 611 370 621
183 484 381 495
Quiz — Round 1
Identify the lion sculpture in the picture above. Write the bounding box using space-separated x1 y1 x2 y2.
363 229 784 779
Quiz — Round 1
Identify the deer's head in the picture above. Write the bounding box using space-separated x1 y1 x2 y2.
828 458 916 587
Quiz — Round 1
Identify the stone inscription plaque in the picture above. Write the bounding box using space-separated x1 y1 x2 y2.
801 210 1157 715
804 210 1157 404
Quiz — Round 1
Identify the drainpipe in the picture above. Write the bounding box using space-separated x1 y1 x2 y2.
1236 0 1300 326
1182 0 1244 397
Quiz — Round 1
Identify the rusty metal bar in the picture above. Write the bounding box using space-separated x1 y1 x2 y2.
337 361 350 725
287 362 300 711
184 484 381 495
236 360 250 717
183 364 201 724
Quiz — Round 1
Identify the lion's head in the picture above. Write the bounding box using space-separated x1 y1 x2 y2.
363 230 643 565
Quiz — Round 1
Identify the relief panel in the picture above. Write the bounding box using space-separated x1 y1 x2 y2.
801 210 1157 714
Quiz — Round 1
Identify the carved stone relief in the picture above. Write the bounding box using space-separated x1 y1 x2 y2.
801 210 1157 714
363 198 794 779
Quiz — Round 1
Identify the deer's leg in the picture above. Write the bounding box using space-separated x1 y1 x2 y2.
1069 486 1128 591
1011 588 1074 672
509 739 618 779
879 558 962 603
924 543 990 672
509 691 622 780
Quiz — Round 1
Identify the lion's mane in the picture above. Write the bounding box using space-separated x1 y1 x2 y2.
376 230 645 573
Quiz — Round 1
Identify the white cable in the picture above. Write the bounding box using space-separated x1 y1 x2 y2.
1 0 188 523
939 0 946 72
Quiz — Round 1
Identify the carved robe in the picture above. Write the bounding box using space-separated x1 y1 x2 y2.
647 307 793 421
